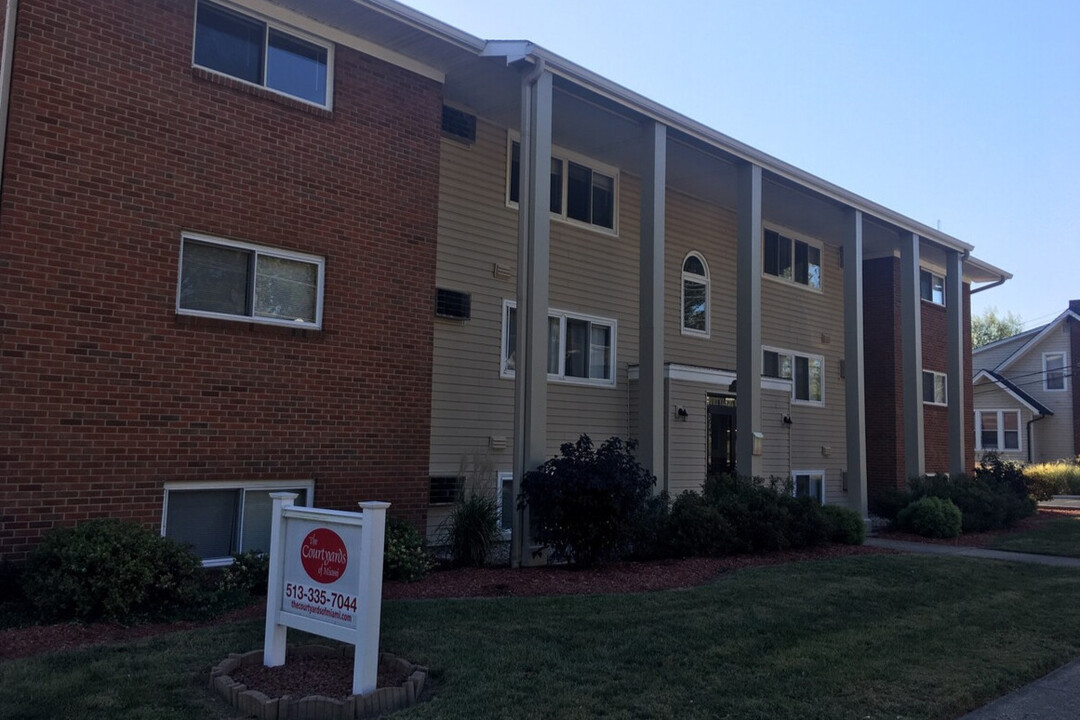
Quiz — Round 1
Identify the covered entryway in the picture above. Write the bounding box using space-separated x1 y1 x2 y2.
707 394 737 475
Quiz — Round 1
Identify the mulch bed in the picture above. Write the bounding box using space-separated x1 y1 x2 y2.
229 653 412 699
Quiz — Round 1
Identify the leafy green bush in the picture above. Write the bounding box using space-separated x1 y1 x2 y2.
442 490 502 567
975 453 1028 498
216 550 270 603
23 519 207 623
1025 460 1080 500
868 488 913 522
383 517 433 582
897 497 962 538
627 492 673 561
520 435 656 566
664 491 738 558
909 472 1034 533
821 505 866 545
701 474 830 553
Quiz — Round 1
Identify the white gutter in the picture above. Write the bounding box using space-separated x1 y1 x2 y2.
482 40 978 256
358 0 486 53
0 0 18 196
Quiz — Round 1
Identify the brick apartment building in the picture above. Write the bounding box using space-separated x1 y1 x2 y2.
0 0 1009 563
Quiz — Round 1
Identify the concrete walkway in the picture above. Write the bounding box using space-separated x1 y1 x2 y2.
866 525 1080 718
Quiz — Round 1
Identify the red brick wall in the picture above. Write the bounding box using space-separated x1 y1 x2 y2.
921 298 949 473
862 257 905 496
0 0 442 559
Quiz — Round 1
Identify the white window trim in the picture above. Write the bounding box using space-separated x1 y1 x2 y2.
192 0 335 110
1043 352 1068 392
922 369 948 406
177 231 326 329
161 479 315 566
791 470 825 504
762 345 825 406
680 251 710 338
500 299 618 387
919 268 946 306
505 133 620 236
496 471 514 540
761 224 824 293
975 409 1022 453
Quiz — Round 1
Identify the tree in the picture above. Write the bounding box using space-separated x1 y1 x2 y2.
972 306 1024 348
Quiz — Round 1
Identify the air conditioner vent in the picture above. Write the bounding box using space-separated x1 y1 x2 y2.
441 105 476 144
436 288 471 320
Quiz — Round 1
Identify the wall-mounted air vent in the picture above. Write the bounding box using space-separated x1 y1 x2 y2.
436 288 471 320
429 475 461 505
441 105 476 144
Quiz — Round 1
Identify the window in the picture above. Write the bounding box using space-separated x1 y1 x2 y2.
922 370 947 405
502 301 616 385
163 480 313 565
763 347 824 404
507 139 617 232
1044 352 1067 391
976 410 1021 452
497 471 514 539
792 471 825 504
920 269 945 305
178 233 324 328
763 229 821 290
194 1 331 107
681 253 709 336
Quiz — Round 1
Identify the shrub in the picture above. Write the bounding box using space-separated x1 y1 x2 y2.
701 474 831 553
442 490 502 567
216 550 270 603
664 491 738 558
520 435 655 566
821 505 866 545
627 492 673 560
383 518 433 582
908 470 1034 533
897 497 962 539
23 519 207 623
868 488 913 522
1025 460 1080 500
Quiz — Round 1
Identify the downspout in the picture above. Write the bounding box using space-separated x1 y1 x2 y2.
0 0 19 196
1026 414 1047 464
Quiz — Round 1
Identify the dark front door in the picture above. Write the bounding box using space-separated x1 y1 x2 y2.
707 394 736 475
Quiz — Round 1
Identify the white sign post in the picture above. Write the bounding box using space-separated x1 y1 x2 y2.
263 492 389 695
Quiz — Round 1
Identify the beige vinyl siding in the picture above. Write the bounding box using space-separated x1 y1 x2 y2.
666 379 711 496
759 239 851 507
760 387 793 479
971 380 1033 464
973 333 1037 373
430 118 642 481
664 190 738 369
1013 329 1074 461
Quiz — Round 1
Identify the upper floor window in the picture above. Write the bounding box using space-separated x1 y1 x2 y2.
507 139 617 232
920 269 945 305
502 301 616 385
763 229 821 290
178 233 325 328
976 410 1020 452
681 253 709 337
1044 352 1067 391
194 1 332 107
922 370 947 405
763 347 824 404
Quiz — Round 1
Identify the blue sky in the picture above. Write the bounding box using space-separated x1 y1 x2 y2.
405 0 1080 330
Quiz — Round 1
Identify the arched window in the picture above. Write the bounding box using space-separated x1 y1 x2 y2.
681 252 709 336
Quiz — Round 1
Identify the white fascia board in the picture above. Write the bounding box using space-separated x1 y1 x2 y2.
484 42 975 256
996 310 1080 373
627 363 790 393
359 0 487 53
236 0 446 82
973 370 1049 416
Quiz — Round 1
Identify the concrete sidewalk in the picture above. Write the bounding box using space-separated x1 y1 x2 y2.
866 527 1080 718
864 538 1080 568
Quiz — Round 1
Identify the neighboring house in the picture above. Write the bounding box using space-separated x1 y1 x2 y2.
972 301 1080 464
0 0 1009 564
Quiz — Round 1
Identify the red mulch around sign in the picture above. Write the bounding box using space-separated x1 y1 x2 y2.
230 653 412 700
0 543 884 663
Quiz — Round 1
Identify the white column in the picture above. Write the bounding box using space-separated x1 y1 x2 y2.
900 232 925 479
843 210 867 516
736 163 762 477
263 491 298 668
945 248 966 475
639 121 666 490
354 501 389 695
511 66 552 568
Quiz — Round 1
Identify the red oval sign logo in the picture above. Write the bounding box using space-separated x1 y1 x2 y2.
300 528 348 584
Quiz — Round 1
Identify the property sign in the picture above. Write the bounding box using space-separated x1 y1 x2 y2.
263 493 389 695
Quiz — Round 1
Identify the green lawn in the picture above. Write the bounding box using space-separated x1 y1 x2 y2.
990 514 1080 558
3 555 1080 720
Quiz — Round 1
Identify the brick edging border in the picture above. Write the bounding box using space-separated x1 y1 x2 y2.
210 645 428 720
